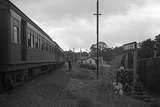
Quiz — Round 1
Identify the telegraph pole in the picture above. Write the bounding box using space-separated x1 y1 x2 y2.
80 48 82 58
73 48 75 64
94 0 101 80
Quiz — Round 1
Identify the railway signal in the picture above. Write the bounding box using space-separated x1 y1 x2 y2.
123 42 138 93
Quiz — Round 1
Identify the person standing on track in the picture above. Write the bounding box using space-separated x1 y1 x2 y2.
68 60 72 72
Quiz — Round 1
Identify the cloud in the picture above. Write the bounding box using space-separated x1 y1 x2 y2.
47 18 96 50
101 3 160 46
11 0 146 20
10 0 160 50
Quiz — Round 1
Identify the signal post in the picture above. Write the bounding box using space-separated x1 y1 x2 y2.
123 42 138 93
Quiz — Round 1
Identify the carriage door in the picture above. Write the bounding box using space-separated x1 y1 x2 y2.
21 19 27 61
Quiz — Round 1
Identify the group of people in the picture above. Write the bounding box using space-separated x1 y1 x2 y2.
113 66 133 95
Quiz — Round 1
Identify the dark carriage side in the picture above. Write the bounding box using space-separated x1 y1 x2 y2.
0 0 65 91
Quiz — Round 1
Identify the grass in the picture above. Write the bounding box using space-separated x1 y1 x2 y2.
77 97 94 107
53 64 150 107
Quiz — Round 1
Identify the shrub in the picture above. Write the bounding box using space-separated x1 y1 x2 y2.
138 58 160 94
80 64 96 70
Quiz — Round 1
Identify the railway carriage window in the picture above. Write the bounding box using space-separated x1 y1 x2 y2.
48 44 49 52
12 26 19 44
37 37 40 49
42 41 44 50
35 35 38 48
31 33 34 48
48 45 49 52
43 41 45 51
45 42 47 51
34 34 36 48
49 46 51 53
42 41 45 51
46 43 48 51
39 38 41 49
33 32 35 48
52 47 54 53
46 41 48 51
27 33 31 47
49 45 52 53
33 34 35 48
34 33 37 48
41 42 43 50
40 39 42 50
49 44 50 52
48 45 50 52
49 45 50 52
37 35 39 48
44 42 46 51
47 43 48 51
38 37 39 49
44 41 46 51
41 40 43 50
39 37 41 49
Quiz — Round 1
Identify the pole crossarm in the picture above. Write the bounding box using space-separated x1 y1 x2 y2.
93 13 102 15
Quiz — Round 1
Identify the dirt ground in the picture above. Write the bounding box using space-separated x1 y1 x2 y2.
53 64 151 107
0 62 152 107
0 68 70 107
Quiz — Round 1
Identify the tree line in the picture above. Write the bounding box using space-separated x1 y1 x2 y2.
89 34 160 62
64 34 160 63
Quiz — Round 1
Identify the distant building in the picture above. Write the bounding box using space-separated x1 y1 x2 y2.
77 57 88 64
93 57 104 65
77 56 104 65
85 57 96 65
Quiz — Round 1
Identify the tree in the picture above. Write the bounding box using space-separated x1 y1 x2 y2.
138 39 155 59
81 52 89 57
101 48 113 61
155 34 160 56
112 46 124 56
89 41 113 61
90 41 108 57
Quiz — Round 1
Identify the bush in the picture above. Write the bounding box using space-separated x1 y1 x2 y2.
138 58 160 94
77 97 94 107
80 64 96 70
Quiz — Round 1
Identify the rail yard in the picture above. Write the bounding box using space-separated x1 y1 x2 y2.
1 0 160 107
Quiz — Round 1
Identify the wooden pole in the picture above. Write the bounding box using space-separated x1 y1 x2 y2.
96 0 99 80
94 0 101 80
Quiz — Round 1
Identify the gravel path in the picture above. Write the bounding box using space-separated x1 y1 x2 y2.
0 68 70 107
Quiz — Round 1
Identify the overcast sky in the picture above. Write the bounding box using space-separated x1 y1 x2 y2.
10 0 160 51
